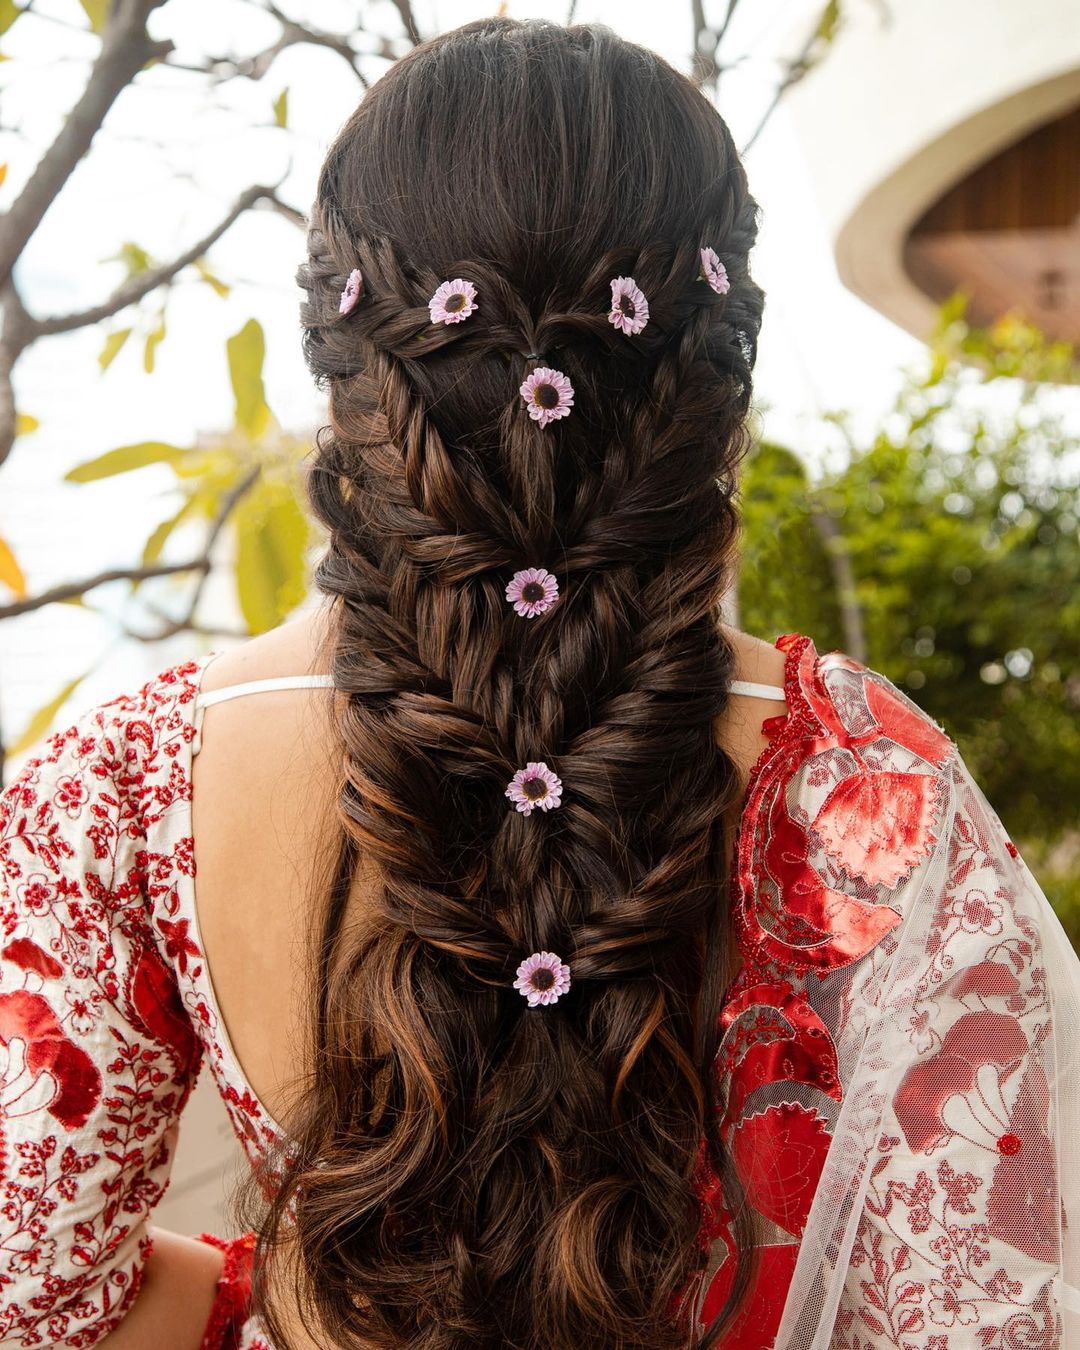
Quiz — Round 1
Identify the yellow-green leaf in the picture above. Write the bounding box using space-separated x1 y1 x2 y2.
11 670 92 756
813 0 840 44
0 1 20 38
0 533 25 598
195 257 230 299
98 327 132 372
227 319 271 440
140 492 203 568
78 0 108 33
272 87 288 129
65 441 188 483
104 241 153 280
14 412 38 437
143 315 166 373
234 479 309 634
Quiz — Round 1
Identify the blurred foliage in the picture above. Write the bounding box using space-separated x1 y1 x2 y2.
60 313 313 642
740 290 1080 929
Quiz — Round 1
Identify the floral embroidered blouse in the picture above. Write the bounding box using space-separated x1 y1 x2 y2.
0 633 1075 1349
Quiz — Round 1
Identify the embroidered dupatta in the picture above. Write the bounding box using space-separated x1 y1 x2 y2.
679 633 1080 1349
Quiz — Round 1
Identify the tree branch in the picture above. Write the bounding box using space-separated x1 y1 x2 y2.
0 560 211 620
0 280 34 470
691 0 741 91
389 0 422 45
0 0 174 286
0 467 261 624
124 468 260 639
740 5 836 156
179 1 372 87
30 184 285 337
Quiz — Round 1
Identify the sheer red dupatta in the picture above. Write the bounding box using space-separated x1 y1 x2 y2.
678 634 1079 1349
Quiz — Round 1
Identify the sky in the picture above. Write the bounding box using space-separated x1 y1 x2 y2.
0 0 931 752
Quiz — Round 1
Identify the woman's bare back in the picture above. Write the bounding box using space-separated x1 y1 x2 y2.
190 604 788 1136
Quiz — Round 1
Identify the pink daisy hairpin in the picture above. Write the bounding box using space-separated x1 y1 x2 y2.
513 950 572 1007
519 366 574 428
505 761 563 815
699 246 730 296
339 268 363 315
608 276 649 336
429 278 478 325
505 567 558 618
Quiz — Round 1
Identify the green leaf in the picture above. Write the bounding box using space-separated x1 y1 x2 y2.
98 327 132 372
813 0 840 44
140 492 202 567
104 241 153 281
143 315 166 373
14 412 38 437
226 319 271 439
0 533 25 598
78 0 108 33
0 1 21 38
234 479 310 634
11 670 92 756
195 257 230 299
272 87 289 128
65 441 188 483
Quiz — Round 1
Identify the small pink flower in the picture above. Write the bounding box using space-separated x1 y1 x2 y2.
428 278 478 325
513 950 572 1007
608 276 649 335
700 246 730 295
339 268 363 315
519 367 574 427
505 567 558 618
505 761 563 815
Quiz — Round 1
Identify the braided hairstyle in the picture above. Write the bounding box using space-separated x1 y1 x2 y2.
252 18 766 1349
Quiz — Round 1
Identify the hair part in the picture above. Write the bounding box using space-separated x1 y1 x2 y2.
241 17 766 1348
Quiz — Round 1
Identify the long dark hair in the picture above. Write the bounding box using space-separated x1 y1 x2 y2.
250 18 765 1348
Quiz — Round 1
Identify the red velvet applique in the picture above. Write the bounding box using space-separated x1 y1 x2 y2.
686 632 962 1345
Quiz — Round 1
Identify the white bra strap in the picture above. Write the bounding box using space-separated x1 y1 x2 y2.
195 674 336 709
195 673 785 708
728 678 786 701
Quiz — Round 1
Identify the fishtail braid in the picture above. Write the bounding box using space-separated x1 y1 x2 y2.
246 18 767 1350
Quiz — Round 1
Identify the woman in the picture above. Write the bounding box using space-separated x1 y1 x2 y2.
0 17 1076 1350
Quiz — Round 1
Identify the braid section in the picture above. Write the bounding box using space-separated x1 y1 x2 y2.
249 19 767 1350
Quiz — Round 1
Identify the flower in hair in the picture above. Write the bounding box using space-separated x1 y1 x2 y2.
505 567 559 618
514 950 572 1007
428 278 478 325
699 247 730 296
505 761 563 815
339 268 363 315
608 276 649 336
519 367 574 427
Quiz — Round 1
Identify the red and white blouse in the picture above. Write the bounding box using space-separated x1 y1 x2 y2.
0 633 1073 1349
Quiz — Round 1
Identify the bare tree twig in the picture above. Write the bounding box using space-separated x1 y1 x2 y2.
0 467 261 623
739 5 837 156
389 0 422 45
691 0 741 91
175 1 372 87
0 281 34 471
31 185 287 337
266 193 307 231
0 0 174 285
125 468 261 639
0 562 213 620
